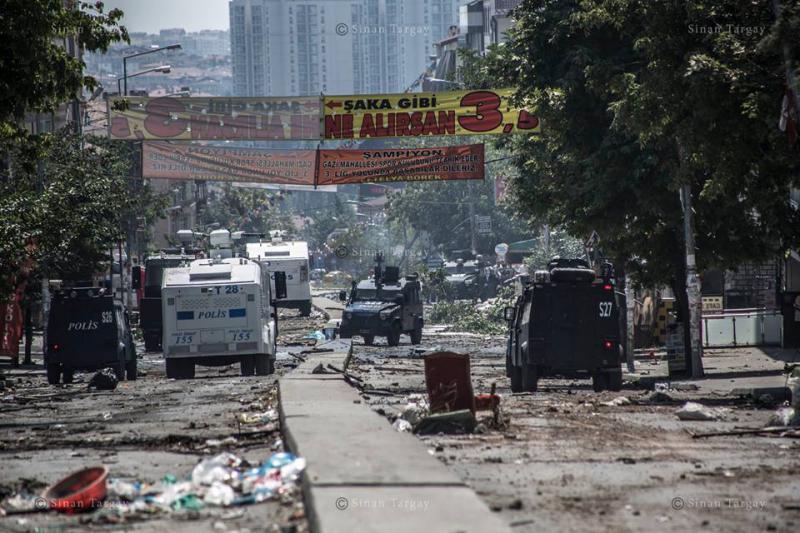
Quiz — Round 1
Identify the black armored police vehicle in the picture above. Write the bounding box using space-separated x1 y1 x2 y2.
134 252 196 351
339 254 424 346
45 286 137 384
443 256 499 301
504 258 622 393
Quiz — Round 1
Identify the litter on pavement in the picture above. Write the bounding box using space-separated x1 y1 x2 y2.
0 451 306 521
87 369 118 391
675 401 729 421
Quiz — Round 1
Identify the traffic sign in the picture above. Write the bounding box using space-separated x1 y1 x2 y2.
475 215 492 235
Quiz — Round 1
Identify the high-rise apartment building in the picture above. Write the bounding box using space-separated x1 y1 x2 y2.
230 0 460 96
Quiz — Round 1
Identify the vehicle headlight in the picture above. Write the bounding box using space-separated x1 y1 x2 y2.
464 279 473 286
380 309 395 320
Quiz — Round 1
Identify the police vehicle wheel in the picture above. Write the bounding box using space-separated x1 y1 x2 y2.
607 368 622 391
46 363 61 385
113 363 125 382
522 361 539 392
144 333 160 352
240 355 256 376
363 335 375 346
592 371 608 392
62 368 74 384
126 356 138 381
509 364 523 392
166 358 194 379
255 354 270 376
387 328 401 347
410 327 422 345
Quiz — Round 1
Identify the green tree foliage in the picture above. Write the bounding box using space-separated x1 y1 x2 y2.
385 168 529 261
1 131 166 289
301 196 357 250
473 0 800 289
0 1 131 295
524 228 586 271
199 184 294 236
0 0 127 136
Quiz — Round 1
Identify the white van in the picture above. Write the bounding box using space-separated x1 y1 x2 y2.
246 239 312 316
161 257 285 379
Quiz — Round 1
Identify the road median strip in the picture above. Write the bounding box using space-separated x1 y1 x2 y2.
278 338 509 532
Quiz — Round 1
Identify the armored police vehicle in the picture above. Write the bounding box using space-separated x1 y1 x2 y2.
443 256 499 301
135 252 197 351
504 258 622 393
45 285 137 384
246 234 312 316
161 256 287 379
339 255 423 346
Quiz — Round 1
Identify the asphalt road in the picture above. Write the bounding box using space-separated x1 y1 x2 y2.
346 328 800 533
0 308 326 532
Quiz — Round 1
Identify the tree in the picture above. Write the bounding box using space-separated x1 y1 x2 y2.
1 131 166 289
0 1 129 296
465 0 800 375
385 146 529 263
0 0 127 136
199 184 294 237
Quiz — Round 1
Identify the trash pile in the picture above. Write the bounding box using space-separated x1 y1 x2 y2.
769 365 800 427
0 451 305 523
675 401 729 421
392 394 430 432
388 352 504 435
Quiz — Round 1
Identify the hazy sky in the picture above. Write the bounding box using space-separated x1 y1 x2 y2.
103 0 230 33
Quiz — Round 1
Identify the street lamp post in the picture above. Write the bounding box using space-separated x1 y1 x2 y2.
123 43 181 96
117 44 180 311
117 65 171 95
424 77 464 88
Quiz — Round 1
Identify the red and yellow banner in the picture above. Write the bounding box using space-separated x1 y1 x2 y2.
317 144 484 185
142 142 316 185
323 89 540 140
138 142 485 186
109 97 320 141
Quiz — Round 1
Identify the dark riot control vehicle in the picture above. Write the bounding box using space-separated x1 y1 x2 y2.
46 286 137 384
443 256 499 301
134 252 196 352
338 255 424 346
504 258 622 393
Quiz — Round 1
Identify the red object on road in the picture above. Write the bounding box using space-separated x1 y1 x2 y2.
43 466 109 514
0 286 24 364
474 393 500 411
424 352 475 413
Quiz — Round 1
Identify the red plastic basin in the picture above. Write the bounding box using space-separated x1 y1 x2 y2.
43 466 108 514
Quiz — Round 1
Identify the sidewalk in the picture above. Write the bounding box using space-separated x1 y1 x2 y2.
625 345 799 398
279 339 509 533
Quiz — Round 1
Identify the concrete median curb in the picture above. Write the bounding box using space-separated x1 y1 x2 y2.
278 338 509 532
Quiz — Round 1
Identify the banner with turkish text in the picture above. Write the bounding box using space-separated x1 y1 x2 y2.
323 89 540 140
109 96 320 140
317 144 484 185
142 142 316 185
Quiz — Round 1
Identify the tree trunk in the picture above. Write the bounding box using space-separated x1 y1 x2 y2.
680 184 704 378
671 243 692 379
624 273 636 372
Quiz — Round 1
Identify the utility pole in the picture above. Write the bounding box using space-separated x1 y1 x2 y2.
624 273 636 373
681 183 704 377
542 224 551 257
468 202 477 255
